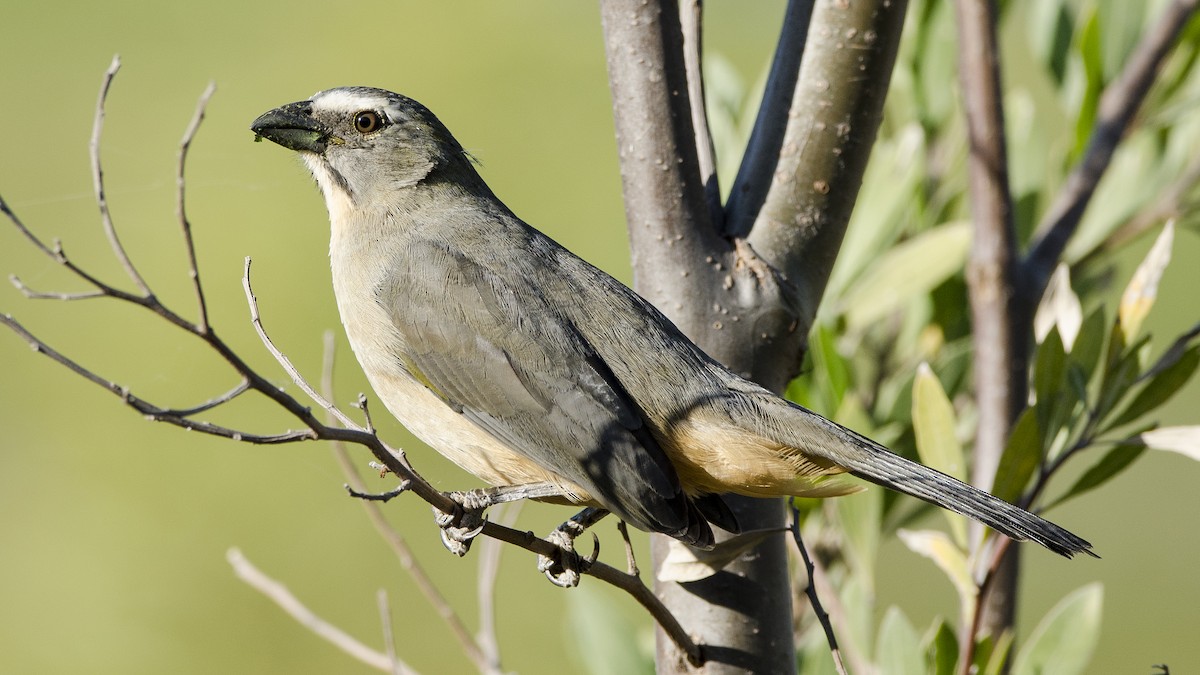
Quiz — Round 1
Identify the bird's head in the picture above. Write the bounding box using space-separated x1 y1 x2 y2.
251 87 474 212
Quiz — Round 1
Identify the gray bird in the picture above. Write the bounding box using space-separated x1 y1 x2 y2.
250 87 1093 558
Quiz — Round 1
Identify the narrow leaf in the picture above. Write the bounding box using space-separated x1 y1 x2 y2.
912 363 968 545
1012 583 1104 675
1049 442 1145 509
1108 345 1200 429
992 408 1042 504
1070 305 1107 383
1137 426 1200 461
1119 221 1175 342
924 618 959 675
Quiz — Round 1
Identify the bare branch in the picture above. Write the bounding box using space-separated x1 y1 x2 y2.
227 548 411 674
9 275 106 300
2 197 144 304
1025 0 1200 295
789 503 847 675
178 82 217 333
160 379 251 417
90 55 153 296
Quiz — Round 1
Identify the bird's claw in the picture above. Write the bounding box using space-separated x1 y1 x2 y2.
537 521 599 588
433 490 491 556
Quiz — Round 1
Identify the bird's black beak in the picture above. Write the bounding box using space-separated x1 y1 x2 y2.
251 100 330 153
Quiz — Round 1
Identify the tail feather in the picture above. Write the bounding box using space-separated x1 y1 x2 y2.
837 428 1094 558
759 398 1096 558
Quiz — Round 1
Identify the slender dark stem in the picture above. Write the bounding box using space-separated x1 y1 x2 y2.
789 503 847 675
1025 0 1200 296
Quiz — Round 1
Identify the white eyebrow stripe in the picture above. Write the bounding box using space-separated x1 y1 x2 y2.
311 89 390 114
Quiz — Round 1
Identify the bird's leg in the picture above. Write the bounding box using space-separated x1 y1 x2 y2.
537 507 608 587
434 482 567 556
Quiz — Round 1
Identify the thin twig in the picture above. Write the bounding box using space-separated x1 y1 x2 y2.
476 502 522 675
178 81 217 333
616 520 640 577
788 503 847 675
159 379 251 416
588 560 703 667
376 590 405 675
227 548 412 674
90 55 152 296
244 256 358 430
1025 0 1200 296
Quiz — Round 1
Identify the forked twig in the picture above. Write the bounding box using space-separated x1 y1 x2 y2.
178 81 217 332
91 55 152 297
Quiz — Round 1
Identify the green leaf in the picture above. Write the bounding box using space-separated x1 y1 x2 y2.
1108 345 1200 429
1034 327 1077 458
912 363 968 545
1073 8 1104 157
839 221 971 332
1070 305 1107 383
1013 584 1103 675
898 530 975 622
566 581 654 675
876 607 924 675
809 322 850 413
992 407 1042 504
1119 221 1175 343
1049 442 1145 509
980 631 1015 675
924 618 959 675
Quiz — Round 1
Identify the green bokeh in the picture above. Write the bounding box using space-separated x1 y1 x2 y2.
2 2 1197 674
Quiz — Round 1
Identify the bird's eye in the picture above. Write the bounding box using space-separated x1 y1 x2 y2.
353 111 383 134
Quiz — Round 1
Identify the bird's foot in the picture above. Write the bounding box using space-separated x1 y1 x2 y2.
433 489 492 556
537 517 600 588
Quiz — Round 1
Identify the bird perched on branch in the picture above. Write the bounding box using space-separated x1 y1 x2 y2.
251 87 1093 560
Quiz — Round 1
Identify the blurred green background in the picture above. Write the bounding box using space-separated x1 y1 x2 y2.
1 1 1196 673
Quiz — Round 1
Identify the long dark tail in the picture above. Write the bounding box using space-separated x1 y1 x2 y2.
837 428 1094 558
760 398 1096 558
